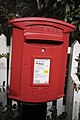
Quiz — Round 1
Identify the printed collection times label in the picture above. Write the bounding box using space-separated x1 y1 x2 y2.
33 59 50 84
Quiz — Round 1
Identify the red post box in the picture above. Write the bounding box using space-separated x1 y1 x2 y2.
8 17 76 103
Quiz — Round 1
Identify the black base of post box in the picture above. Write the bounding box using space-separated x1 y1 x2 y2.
21 102 47 120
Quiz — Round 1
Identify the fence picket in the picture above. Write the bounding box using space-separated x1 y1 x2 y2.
0 34 7 106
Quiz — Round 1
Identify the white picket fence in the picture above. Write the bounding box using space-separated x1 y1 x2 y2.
0 34 80 119
66 41 80 120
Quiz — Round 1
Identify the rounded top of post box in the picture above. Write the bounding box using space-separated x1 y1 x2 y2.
8 17 76 32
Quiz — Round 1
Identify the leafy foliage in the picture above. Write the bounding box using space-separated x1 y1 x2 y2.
0 102 21 120
0 81 6 92
75 56 80 80
47 105 67 120
0 0 16 35
0 0 80 43
0 53 9 59
0 102 67 120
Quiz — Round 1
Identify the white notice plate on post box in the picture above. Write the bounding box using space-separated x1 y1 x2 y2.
33 59 50 84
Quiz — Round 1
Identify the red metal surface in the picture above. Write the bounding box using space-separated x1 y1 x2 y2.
8 17 76 103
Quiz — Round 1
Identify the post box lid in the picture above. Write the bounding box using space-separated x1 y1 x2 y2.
8 17 76 33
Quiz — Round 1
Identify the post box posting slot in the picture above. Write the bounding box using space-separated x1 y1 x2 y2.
24 39 64 45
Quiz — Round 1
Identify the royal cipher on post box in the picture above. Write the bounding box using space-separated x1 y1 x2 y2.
8 17 76 103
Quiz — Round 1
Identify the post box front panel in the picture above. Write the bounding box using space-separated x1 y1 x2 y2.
19 39 68 102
